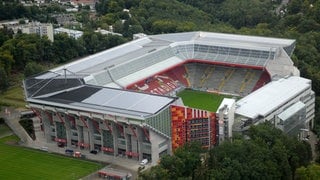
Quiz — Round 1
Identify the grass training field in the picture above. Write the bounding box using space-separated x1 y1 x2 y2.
0 135 104 180
177 89 234 112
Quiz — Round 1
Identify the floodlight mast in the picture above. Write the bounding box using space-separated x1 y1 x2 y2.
63 67 67 84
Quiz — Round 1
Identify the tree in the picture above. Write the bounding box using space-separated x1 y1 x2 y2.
208 123 312 179
295 164 320 180
24 61 44 78
81 32 99 54
0 51 14 75
139 142 203 179
138 165 169 180
0 66 9 91
152 20 177 34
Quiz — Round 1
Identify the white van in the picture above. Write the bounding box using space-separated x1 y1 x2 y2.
140 159 148 165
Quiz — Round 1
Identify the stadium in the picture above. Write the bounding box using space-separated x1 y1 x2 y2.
23 31 315 165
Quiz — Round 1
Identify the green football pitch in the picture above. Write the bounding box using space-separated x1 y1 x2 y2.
177 89 233 112
0 135 104 180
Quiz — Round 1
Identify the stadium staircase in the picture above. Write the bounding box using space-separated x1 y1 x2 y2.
184 64 197 87
218 69 235 91
5 113 36 146
239 71 254 94
199 67 215 88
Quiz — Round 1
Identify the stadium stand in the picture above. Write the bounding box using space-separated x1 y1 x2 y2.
252 71 271 91
178 63 266 96
127 75 180 95
126 61 271 97
164 65 190 87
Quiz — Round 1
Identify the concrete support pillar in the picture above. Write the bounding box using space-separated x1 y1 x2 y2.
54 121 58 139
87 118 95 150
77 125 83 149
83 128 90 148
64 113 72 147
130 126 139 161
123 124 128 159
112 122 119 156
41 110 52 142
150 130 160 165
137 127 144 161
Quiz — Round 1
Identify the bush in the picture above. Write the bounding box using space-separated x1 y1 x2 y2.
0 117 4 124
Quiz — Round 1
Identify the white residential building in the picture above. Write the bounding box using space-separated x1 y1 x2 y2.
54 27 83 39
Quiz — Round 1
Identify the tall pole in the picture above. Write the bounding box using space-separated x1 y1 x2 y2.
64 67 67 84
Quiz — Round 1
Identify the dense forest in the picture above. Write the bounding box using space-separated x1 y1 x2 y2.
1 0 320 178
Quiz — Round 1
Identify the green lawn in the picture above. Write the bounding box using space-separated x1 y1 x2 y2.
0 86 26 108
177 89 233 112
0 123 12 137
0 136 104 180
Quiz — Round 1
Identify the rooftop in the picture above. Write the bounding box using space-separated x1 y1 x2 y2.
24 32 297 119
45 31 295 88
29 85 176 119
235 76 311 119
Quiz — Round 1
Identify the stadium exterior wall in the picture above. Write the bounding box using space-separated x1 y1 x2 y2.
29 103 217 165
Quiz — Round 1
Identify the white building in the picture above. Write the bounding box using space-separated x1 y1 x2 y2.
0 20 54 41
95 28 122 36
217 98 236 142
22 22 54 42
54 27 83 39
235 76 315 136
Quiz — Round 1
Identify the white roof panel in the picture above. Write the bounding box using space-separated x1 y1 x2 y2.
50 37 152 74
35 86 176 118
81 88 174 115
217 98 236 112
116 56 183 87
197 32 295 48
235 76 311 119
277 101 305 121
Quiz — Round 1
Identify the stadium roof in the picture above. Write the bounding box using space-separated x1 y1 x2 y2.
44 31 295 88
24 32 297 119
235 76 311 119
27 85 176 119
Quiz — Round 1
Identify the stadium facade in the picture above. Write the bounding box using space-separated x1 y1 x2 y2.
23 31 314 165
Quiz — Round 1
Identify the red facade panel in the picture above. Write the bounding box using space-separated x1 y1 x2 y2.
171 105 217 151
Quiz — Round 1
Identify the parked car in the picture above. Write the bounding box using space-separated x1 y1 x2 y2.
57 142 65 147
140 159 148 165
65 149 74 155
90 150 98 154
